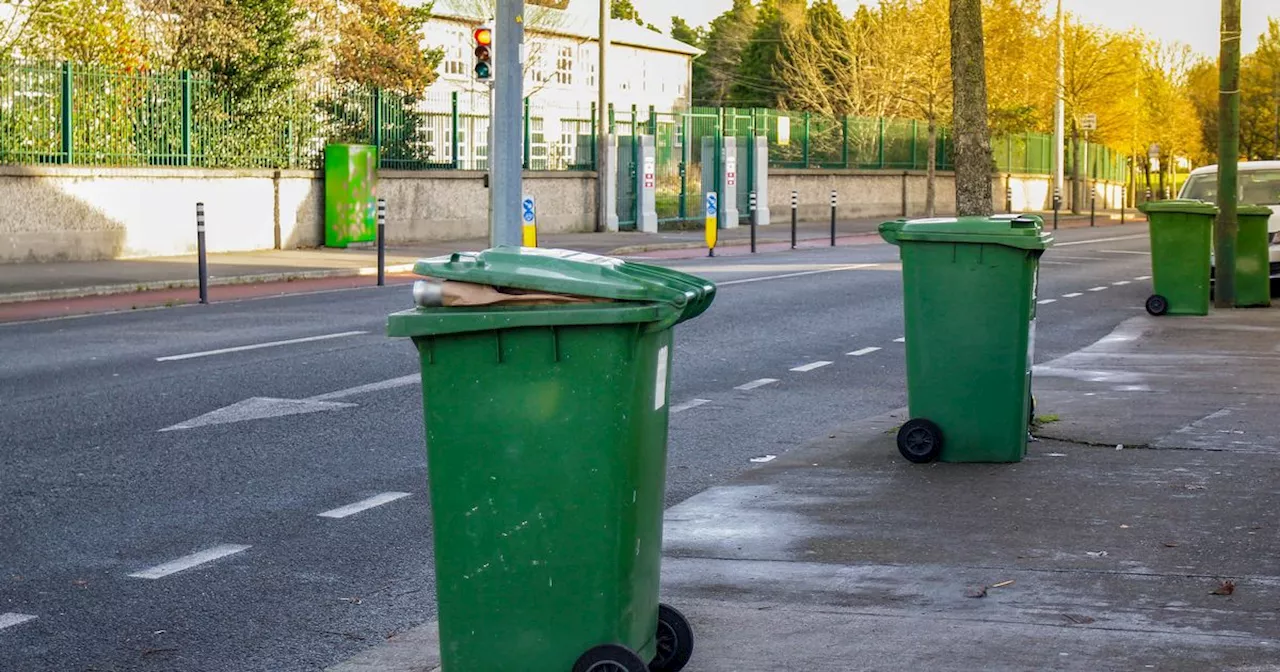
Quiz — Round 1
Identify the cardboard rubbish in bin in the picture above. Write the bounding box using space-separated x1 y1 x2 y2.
413 279 612 308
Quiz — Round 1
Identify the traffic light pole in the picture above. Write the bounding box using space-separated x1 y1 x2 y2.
489 0 525 247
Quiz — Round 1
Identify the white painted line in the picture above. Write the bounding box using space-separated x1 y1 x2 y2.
1062 292 1084 298
847 347 881 356
128 544 251 579
718 264 877 287
1039 260 1078 265
318 492 412 519
1100 249 1151 255
735 378 778 391
1055 234 1147 247
790 361 833 372
749 455 777 463
1037 299 1057 305
308 374 419 402
1135 275 1152 281
0 613 37 631
1050 255 1109 261
893 337 906 343
670 398 711 413
1112 280 1131 286
156 331 367 362
1088 286 1109 292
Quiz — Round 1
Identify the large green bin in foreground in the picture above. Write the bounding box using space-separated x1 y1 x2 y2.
880 216 1052 464
387 247 714 672
1235 204 1273 308
1138 199 1216 316
324 143 378 248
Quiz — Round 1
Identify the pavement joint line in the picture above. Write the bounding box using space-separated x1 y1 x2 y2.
716 264 877 287
0 613 37 631
1135 275 1152 280
1112 280 1132 285
1062 292 1084 298
1088 286 1109 292
1055 234 1148 247
790 361 833 372
735 378 778 391
318 492 412 519
670 398 711 413
1037 299 1057 305
127 544 251 579
847 347 881 356
156 331 367 362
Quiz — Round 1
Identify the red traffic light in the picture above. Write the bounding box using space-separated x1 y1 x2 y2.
473 27 493 46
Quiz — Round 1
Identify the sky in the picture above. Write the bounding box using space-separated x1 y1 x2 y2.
637 0 1276 56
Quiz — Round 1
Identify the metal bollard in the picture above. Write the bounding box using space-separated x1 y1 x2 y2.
377 198 387 287
196 202 208 305
790 190 798 249
749 191 758 254
1006 176 1013 214
829 190 837 247
1052 188 1060 231
1089 185 1096 227
1120 186 1126 225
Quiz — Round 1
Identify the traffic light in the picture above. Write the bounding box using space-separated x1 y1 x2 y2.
473 26 493 80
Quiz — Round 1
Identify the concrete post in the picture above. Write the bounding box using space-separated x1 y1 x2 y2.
636 135 658 233
752 136 770 227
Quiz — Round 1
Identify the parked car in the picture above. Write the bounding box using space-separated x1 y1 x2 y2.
1178 161 1280 294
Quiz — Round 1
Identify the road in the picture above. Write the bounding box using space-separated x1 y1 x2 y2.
0 223 1157 671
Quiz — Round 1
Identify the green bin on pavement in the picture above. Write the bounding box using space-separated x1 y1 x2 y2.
879 216 1053 464
324 143 378 248
387 247 714 672
1138 199 1216 316
1235 204 1273 308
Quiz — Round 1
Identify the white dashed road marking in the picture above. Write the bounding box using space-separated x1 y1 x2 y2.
318 492 412 519
736 378 779 391
1037 299 1057 305
1055 234 1147 247
0 613 37 631
1112 280 1131 286
718 264 878 287
1101 249 1151 255
670 399 711 413
847 347 881 356
1062 293 1083 298
1135 275 1152 281
791 361 833 372
156 332 367 362
1088 286 1109 292
893 337 906 343
128 544 251 579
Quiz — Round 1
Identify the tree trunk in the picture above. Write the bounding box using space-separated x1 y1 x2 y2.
1070 123 1081 213
949 0 994 216
926 117 937 217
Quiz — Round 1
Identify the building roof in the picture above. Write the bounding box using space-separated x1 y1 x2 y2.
420 0 703 57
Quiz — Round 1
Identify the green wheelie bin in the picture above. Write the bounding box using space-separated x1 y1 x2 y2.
387 247 715 672
1235 204 1273 308
879 215 1053 464
1138 199 1216 316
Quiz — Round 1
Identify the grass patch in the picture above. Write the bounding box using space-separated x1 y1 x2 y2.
1034 414 1060 425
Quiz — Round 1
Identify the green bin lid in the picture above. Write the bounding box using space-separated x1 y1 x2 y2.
388 247 717 338
878 214 1053 251
1138 199 1218 216
1238 204 1274 216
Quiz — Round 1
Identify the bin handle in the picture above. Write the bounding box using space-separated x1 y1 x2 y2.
447 251 484 268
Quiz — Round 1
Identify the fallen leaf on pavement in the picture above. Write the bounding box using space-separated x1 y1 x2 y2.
1062 614 1096 625
1162 542 1180 548
1085 551 1108 558
965 586 988 598
1210 580 1236 596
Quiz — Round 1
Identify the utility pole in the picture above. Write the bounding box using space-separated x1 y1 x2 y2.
1053 0 1065 214
490 0 525 247
596 0 609 232
1216 0 1240 308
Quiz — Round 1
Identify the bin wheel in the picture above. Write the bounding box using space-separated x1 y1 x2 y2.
1145 294 1169 316
1029 393 1036 426
573 644 648 672
650 603 694 672
897 419 943 463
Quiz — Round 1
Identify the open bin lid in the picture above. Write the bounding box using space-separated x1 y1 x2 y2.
388 247 716 338
1138 199 1218 216
879 215 1053 251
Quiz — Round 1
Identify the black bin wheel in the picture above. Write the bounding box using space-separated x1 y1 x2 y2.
1145 294 1169 316
650 603 695 672
897 418 943 463
573 644 648 672
1029 392 1037 426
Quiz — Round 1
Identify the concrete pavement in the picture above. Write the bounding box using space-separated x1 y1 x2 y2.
327 295 1280 670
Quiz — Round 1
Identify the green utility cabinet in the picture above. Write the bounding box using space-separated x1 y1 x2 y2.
1138 199 1216 316
880 216 1053 464
1235 204 1273 308
388 247 715 672
324 143 378 248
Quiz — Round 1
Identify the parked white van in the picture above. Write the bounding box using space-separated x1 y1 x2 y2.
1178 161 1280 292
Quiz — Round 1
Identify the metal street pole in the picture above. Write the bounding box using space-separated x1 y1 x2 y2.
595 0 609 232
1215 0 1241 308
1053 0 1065 212
490 0 525 247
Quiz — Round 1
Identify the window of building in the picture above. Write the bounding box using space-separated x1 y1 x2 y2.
555 46 574 85
580 45 597 88
443 28 467 76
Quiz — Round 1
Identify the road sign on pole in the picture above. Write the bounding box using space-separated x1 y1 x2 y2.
705 192 718 257
521 195 537 247
1081 113 1097 131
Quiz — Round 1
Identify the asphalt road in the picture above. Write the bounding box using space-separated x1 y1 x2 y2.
0 223 1159 672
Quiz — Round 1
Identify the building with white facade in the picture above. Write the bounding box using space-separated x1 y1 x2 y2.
410 0 701 170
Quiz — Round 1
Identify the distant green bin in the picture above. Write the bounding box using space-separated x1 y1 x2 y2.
1138 199 1216 316
880 215 1052 464
1235 204 1273 308
387 247 713 672
324 143 378 248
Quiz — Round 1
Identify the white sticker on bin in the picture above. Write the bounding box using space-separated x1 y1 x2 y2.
655 346 669 411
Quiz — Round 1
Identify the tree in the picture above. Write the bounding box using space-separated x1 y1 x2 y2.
776 0 868 118
732 0 803 109
950 0 994 215
983 0 1049 135
670 16 703 48
8 0 149 68
1239 19 1280 160
610 0 641 24
691 0 756 107
330 0 441 92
